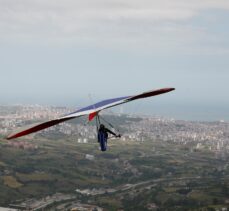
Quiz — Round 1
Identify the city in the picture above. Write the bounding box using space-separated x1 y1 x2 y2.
1 105 228 153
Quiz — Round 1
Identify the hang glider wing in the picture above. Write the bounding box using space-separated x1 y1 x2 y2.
6 87 175 140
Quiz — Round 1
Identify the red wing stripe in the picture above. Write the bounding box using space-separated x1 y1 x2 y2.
88 112 98 121
127 88 175 101
7 117 75 140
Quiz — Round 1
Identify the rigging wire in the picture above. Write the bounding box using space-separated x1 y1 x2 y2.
99 114 121 135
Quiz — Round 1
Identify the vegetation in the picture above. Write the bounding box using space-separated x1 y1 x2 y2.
1 135 229 210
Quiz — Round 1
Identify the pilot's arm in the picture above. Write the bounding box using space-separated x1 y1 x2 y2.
105 128 121 138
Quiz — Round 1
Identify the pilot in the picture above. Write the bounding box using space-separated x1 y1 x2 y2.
98 124 121 151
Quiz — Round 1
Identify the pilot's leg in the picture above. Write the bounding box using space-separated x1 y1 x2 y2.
99 133 107 151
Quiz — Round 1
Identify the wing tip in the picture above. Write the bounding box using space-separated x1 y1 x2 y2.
159 87 175 92
167 87 175 92
6 133 20 140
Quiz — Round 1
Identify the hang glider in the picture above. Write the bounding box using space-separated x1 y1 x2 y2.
7 87 175 140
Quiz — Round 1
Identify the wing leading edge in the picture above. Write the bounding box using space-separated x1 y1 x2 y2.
6 87 175 140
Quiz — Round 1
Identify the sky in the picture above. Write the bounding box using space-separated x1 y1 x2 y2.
0 0 228 121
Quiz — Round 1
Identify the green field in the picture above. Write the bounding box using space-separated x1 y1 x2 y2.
0 136 229 210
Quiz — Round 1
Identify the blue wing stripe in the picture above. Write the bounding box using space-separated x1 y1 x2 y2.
66 96 129 116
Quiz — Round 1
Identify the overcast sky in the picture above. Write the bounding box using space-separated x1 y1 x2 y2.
0 0 228 120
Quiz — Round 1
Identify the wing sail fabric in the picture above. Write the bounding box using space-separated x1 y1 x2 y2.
127 88 175 101
6 87 175 140
7 117 75 140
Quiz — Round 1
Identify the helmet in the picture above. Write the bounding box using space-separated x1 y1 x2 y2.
100 124 105 129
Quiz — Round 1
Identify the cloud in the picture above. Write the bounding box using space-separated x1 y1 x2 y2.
0 0 229 53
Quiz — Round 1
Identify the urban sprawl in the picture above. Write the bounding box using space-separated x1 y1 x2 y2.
0 105 228 152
